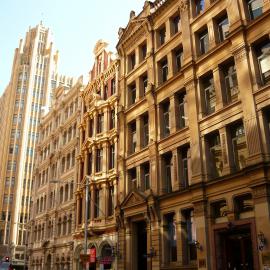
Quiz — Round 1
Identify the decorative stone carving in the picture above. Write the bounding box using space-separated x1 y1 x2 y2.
179 0 188 12
130 10 136 20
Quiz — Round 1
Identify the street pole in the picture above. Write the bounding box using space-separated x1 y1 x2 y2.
84 176 89 268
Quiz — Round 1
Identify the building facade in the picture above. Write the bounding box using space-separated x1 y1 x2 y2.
74 40 119 270
0 23 74 267
28 78 82 270
115 0 270 270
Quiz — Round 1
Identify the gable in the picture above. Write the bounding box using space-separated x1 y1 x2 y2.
121 190 147 209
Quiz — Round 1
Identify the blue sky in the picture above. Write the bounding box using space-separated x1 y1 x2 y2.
0 0 145 95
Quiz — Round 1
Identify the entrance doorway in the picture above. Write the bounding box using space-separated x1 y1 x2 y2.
134 221 147 270
215 225 254 270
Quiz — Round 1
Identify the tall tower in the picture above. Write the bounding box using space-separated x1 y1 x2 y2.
0 23 73 266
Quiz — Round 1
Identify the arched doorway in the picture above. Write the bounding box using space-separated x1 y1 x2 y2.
100 243 113 270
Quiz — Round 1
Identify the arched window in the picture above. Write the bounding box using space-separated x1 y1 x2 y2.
40 197 43 212
36 199 39 214
68 214 72 234
58 218 62 236
63 216 67 235
70 182 74 199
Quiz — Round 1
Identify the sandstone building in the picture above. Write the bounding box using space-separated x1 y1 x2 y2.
74 40 119 270
28 78 82 270
0 23 73 268
114 0 270 269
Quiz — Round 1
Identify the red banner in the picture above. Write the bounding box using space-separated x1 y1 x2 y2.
90 248 96 263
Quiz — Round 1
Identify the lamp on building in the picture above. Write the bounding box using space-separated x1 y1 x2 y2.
258 231 266 251
194 240 202 250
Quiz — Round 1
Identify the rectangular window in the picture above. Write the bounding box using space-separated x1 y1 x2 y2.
142 74 148 96
178 93 186 129
195 0 205 15
175 48 183 73
129 168 137 190
231 123 248 171
160 58 168 83
94 189 100 218
87 153 92 175
104 84 108 100
207 132 222 178
110 109 115 129
140 43 147 61
130 122 136 153
96 149 103 172
97 113 104 133
164 213 177 262
111 78 116 95
108 186 114 216
172 15 180 35
247 0 263 20
256 41 270 85
223 63 238 103
202 74 215 115
109 144 115 169
142 163 150 191
159 26 166 46
199 30 209 55
129 83 136 105
163 154 172 193
162 102 170 137
217 16 229 42
129 52 136 71
89 119 93 137
143 114 149 147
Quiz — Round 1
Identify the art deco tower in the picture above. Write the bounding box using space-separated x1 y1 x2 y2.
0 22 73 266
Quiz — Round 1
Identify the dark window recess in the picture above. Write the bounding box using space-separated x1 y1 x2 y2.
202 75 215 115
178 93 186 129
223 64 238 103
129 83 136 105
256 41 270 85
247 0 263 20
235 194 253 214
211 200 227 218
217 16 229 42
141 43 147 60
164 213 177 262
129 53 136 70
141 162 150 191
199 30 209 55
172 15 180 34
162 102 170 137
130 122 136 153
163 153 172 193
129 168 137 189
143 114 149 147
195 0 205 15
159 27 166 46
160 58 168 83
175 48 183 72
142 74 148 95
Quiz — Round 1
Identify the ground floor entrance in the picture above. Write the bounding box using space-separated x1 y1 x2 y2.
215 225 256 270
134 221 147 270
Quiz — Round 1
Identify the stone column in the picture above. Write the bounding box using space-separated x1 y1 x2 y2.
219 126 232 175
176 211 184 265
207 19 216 50
90 185 95 221
104 108 109 132
135 77 140 102
227 0 245 32
167 51 174 79
93 111 97 137
233 45 263 165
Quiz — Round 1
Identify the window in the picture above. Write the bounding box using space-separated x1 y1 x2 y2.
171 15 180 35
89 118 93 137
158 26 166 46
143 114 149 147
97 113 104 133
128 168 137 190
140 43 147 61
201 74 215 115
211 200 227 219
182 209 197 263
87 153 92 175
96 149 103 172
195 0 205 15
207 132 222 178
174 48 183 73
230 122 247 171
247 0 263 20
217 16 229 42
141 163 150 191
178 92 186 129
104 84 108 100
94 189 100 218
255 40 270 85
108 186 114 216
162 101 170 137
129 52 136 71
109 144 115 169
234 194 253 214
111 78 116 95
179 146 190 188
163 153 172 193
110 109 115 129
198 29 209 55
129 82 136 105
130 122 136 153
222 62 238 103
160 57 168 83
140 74 148 96
164 213 177 263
